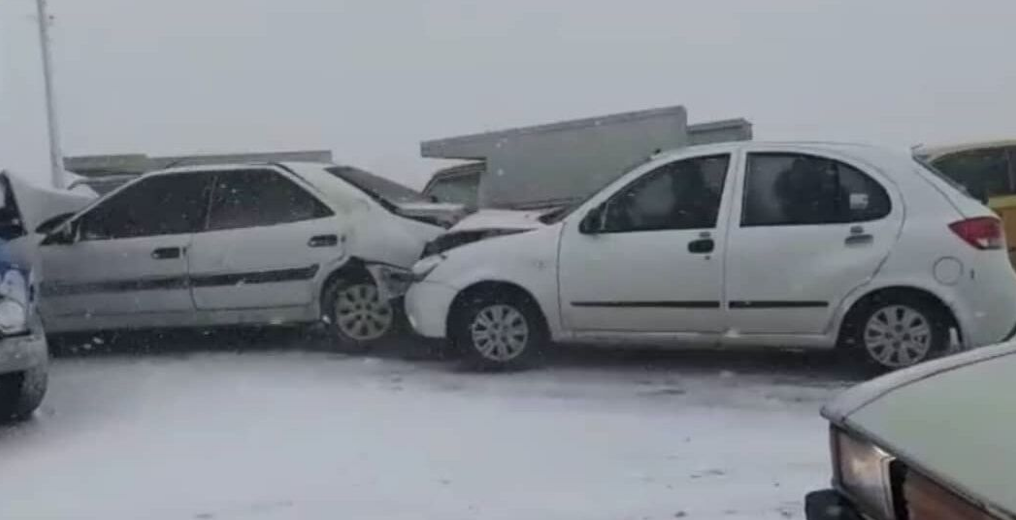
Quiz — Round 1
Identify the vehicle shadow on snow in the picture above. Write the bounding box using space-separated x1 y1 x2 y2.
48 327 870 384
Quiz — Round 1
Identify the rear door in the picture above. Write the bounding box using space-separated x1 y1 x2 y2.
38 173 211 322
723 150 903 335
187 168 343 311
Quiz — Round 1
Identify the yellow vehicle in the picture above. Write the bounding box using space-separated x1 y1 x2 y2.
917 140 1016 262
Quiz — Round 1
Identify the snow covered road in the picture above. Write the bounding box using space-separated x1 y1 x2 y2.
0 336 858 520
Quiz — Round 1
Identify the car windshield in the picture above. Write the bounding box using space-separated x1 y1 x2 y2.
325 165 431 206
4 2 1016 519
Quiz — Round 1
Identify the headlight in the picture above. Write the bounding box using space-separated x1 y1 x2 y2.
411 254 445 282
0 268 30 335
0 300 27 334
834 428 896 520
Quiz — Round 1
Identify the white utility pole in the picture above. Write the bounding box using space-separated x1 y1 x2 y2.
35 0 65 189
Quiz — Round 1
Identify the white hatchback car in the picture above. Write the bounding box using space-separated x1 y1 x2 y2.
37 162 459 348
405 142 1016 369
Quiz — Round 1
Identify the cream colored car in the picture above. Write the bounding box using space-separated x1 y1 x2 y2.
806 341 1016 520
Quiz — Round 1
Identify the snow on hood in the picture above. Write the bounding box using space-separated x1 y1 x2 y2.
393 201 465 217
448 209 548 233
824 341 1016 515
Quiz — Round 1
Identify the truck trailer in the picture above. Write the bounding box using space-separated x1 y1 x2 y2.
421 106 752 210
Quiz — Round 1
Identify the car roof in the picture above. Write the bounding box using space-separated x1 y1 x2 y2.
145 161 335 176
651 140 916 168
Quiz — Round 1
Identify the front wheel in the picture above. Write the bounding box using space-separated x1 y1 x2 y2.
0 367 47 422
849 297 948 370
322 278 397 352
452 293 546 371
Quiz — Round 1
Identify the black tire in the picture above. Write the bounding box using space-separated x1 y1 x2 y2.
452 291 547 371
0 366 47 422
845 294 949 370
321 277 399 353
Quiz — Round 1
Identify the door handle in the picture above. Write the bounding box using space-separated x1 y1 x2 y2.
308 234 339 248
151 247 182 260
688 238 715 254
845 234 874 246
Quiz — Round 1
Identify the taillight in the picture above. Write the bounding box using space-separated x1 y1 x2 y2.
949 217 1003 250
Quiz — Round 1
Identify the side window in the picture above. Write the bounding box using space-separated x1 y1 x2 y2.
79 173 211 240
601 154 730 233
742 153 890 227
207 169 333 231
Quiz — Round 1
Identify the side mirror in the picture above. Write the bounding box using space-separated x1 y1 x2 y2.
579 206 604 234
36 212 74 235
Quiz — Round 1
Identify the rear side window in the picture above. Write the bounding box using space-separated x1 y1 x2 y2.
79 173 211 240
742 153 891 227
207 169 333 231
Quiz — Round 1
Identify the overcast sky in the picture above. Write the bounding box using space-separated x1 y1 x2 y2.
2 0 1016 188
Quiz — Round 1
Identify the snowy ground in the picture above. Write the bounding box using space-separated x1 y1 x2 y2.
0 331 862 520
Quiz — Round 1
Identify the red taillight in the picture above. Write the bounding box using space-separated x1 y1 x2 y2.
949 217 1004 250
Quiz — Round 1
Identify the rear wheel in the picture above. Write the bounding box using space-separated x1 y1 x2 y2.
452 291 546 371
322 278 396 352
0 367 47 422
848 296 948 370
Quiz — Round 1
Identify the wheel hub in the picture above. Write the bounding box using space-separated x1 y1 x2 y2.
863 305 932 368
334 283 393 341
469 304 529 362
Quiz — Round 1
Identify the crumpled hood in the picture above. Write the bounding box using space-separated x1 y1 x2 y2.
2 170 95 232
824 342 1016 515
392 201 467 227
447 209 548 233
420 209 551 257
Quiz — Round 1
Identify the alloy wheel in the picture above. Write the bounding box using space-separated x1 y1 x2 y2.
863 305 933 368
334 283 393 341
469 304 530 362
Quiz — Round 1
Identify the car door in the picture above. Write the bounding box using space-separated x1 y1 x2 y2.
723 150 903 335
558 153 733 333
187 167 342 311
37 173 211 323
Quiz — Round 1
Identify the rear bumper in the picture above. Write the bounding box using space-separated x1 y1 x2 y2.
805 489 863 520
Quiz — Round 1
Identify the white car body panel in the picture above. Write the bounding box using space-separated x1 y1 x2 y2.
723 145 906 336
37 162 446 333
557 154 738 334
447 209 547 233
406 141 1016 357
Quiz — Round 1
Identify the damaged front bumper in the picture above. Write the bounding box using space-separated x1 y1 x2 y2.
365 262 415 301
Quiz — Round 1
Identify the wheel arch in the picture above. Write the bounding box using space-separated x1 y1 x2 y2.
836 285 961 348
445 280 550 339
318 256 373 308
